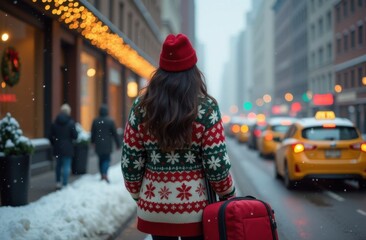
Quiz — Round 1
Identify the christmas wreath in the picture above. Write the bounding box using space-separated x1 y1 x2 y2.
1 47 21 87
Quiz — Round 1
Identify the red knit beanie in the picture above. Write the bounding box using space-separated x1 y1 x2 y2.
159 33 197 72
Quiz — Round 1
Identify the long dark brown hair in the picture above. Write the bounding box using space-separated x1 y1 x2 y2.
137 65 215 152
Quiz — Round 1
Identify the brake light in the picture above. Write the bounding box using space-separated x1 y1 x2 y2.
350 142 366 152
265 133 273 141
322 123 336 128
292 143 317 153
241 125 249 133
254 129 262 137
231 124 240 134
292 143 305 153
281 120 292 125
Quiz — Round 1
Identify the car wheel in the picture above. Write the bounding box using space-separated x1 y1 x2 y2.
274 162 281 179
284 163 296 189
358 179 366 190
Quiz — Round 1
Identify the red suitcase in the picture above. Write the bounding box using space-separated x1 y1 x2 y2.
203 196 279 240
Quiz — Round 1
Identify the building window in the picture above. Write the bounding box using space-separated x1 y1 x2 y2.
343 34 348 51
135 21 139 45
344 72 349 88
128 12 132 38
337 37 341 53
327 43 332 61
119 3 124 31
350 0 355 13
109 0 114 23
351 29 355 48
351 69 356 87
326 11 332 30
359 67 364 86
318 18 323 36
311 24 316 40
336 5 341 22
359 25 364 45
343 1 348 18
337 73 341 85
319 47 323 65
95 0 100 10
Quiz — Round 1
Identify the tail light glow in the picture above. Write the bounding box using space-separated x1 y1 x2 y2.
254 129 262 137
322 123 336 128
292 143 317 153
231 124 240 134
350 142 366 152
265 133 273 141
241 125 249 133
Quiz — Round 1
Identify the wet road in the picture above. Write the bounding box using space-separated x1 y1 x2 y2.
116 137 366 240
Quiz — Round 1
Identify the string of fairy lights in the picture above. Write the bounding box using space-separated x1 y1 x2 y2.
32 0 156 80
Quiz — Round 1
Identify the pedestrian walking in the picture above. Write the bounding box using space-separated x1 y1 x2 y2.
49 103 78 189
121 33 235 240
91 104 121 183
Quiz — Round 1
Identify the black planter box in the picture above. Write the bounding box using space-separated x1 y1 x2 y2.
0 154 31 206
72 144 89 175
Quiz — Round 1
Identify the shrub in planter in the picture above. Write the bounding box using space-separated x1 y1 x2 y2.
72 123 90 175
0 113 34 206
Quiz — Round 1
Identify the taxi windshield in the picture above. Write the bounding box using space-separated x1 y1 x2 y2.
302 126 359 141
272 125 291 133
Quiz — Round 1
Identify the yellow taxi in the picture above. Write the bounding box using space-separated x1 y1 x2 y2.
226 116 246 138
235 119 255 143
257 117 297 158
274 111 366 189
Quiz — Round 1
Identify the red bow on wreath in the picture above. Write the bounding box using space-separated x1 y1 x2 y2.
1 47 21 87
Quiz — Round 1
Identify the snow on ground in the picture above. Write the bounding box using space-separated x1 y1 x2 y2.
0 164 136 240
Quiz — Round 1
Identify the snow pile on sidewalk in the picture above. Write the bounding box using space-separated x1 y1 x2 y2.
0 164 136 240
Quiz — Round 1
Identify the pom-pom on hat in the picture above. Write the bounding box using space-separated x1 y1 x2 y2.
159 33 197 72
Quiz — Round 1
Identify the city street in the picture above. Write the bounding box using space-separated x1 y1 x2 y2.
118 137 366 240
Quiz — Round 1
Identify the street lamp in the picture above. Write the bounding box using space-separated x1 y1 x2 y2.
284 92 293 102
334 84 342 93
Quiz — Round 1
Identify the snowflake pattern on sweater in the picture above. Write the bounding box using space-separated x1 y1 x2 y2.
121 96 235 236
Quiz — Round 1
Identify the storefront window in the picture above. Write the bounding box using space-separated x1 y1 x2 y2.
80 51 101 132
0 10 44 138
108 67 122 128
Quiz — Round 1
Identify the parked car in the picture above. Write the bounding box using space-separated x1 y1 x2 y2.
257 117 297 158
235 119 255 143
225 116 247 138
247 120 267 150
274 111 366 189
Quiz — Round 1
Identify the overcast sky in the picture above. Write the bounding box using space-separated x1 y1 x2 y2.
196 0 252 102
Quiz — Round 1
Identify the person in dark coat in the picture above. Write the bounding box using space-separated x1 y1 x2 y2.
49 103 78 189
91 105 121 183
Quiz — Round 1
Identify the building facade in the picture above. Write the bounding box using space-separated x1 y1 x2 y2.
308 0 338 115
273 0 308 117
334 0 366 133
249 0 275 116
0 0 191 173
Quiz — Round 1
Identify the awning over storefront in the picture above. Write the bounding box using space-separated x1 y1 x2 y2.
31 0 157 80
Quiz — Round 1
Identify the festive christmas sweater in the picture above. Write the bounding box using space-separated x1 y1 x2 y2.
121 96 235 237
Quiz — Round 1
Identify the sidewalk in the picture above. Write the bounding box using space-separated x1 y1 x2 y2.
27 147 138 239
29 148 121 202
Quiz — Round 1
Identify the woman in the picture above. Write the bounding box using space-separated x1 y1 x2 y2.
121 34 235 240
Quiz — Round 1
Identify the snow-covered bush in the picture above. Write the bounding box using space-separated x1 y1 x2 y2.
75 123 90 145
0 113 33 156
